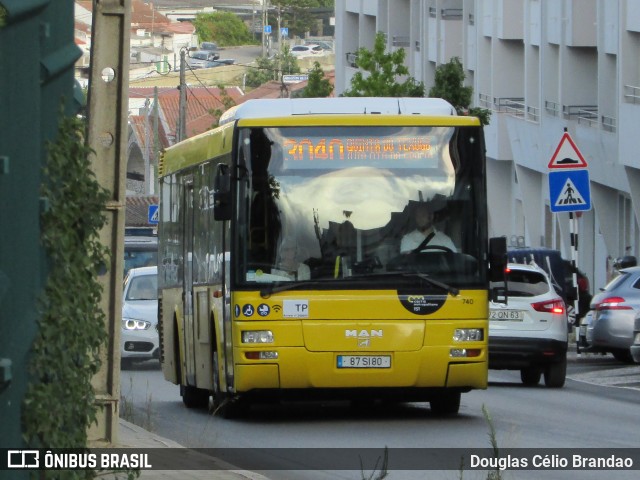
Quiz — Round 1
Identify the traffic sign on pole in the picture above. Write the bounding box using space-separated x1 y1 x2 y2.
549 170 591 213
548 132 588 169
148 204 159 224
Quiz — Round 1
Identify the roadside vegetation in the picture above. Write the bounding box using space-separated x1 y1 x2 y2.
343 31 424 97
298 61 333 97
341 31 491 125
193 11 256 47
245 44 301 88
269 0 334 38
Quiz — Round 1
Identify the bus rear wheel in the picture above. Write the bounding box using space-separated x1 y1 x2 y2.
429 391 461 415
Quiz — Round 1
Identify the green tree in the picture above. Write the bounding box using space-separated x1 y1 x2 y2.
193 12 255 47
246 46 301 88
210 85 238 128
428 57 491 125
343 32 425 97
270 0 329 38
301 61 333 98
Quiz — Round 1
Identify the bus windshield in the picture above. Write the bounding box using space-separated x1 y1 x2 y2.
235 125 487 289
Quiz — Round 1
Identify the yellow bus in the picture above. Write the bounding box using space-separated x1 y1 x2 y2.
158 97 506 417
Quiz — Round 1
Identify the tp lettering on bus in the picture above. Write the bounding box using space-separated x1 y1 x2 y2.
283 299 309 318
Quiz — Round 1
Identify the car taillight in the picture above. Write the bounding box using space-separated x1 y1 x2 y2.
531 298 565 314
595 296 632 310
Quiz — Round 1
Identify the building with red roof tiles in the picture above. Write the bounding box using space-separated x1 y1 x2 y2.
127 85 244 195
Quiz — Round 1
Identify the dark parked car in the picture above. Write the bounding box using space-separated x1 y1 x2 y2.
563 260 592 323
199 42 220 60
507 248 592 325
124 230 157 276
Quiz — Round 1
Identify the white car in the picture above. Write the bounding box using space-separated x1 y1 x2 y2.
489 263 568 388
121 266 159 368
290 44 324 57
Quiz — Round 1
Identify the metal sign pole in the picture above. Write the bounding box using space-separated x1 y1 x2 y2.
569 212 579 325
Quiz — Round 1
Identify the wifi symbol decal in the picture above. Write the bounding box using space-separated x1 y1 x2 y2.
272 305 282 312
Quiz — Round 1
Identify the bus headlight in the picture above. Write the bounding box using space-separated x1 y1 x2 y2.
242 330 274 343
453 328 483 342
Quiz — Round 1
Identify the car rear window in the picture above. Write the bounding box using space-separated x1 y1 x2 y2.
492 270 550 297
508 270 550 297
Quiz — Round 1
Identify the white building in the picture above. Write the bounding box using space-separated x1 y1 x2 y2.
335 0 640 292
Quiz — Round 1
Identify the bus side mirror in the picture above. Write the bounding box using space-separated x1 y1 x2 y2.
214 163 231 221
489 236 507 282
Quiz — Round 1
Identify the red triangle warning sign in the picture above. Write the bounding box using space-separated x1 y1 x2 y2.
548 132 588 169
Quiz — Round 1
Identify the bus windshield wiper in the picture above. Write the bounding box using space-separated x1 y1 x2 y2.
260 281 319 298
403 273 459 297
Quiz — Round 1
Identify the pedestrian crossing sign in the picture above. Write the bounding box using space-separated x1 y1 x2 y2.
148 204 159 224
548 170 591 213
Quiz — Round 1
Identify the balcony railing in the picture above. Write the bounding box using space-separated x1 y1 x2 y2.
392 36 410 47
624 85 640 104
429 7 463 19
495 97 525 114
563 105 598 127
442 8 463 19
478 93 492 108
601 115 617 133
545 100 561 117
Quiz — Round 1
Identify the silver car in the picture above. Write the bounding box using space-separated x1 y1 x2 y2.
121 266 159 368
586 266 640 363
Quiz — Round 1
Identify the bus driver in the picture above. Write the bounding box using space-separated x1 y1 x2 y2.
400 201 457 254
272 239 311 280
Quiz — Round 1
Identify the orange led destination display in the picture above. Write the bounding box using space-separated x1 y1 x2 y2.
282 136 439 169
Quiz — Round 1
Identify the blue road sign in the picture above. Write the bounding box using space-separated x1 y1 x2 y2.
148 204 159 224
280 27 288 37
264 25 272 34
549 170 591 213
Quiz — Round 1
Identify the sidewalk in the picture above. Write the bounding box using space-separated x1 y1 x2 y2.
115 419 270 480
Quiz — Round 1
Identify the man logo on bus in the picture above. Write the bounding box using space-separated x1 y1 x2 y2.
346 329 382 347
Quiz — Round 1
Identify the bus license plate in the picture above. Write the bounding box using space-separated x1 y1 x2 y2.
490 310 525 321
337 355 391 368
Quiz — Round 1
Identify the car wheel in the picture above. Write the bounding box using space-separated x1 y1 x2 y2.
121 358 134 370
612 348 635 364
181 384 209 409
429 391 461 416
520 368 541 386
544 359 567 388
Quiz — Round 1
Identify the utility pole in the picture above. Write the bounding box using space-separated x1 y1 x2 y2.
261 0 267 57
85 0 132 447
178 49 187 142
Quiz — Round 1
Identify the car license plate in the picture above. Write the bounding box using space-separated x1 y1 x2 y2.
490 310 525 321
337 355 391 368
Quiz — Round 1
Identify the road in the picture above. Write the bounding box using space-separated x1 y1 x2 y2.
121 353 640 480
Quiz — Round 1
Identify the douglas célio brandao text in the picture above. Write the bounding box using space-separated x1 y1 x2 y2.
470 454 634 470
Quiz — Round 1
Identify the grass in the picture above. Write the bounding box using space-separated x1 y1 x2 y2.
119 375 154 432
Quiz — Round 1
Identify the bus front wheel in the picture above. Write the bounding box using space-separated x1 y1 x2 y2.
429 391 461 415
212 351 246 419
